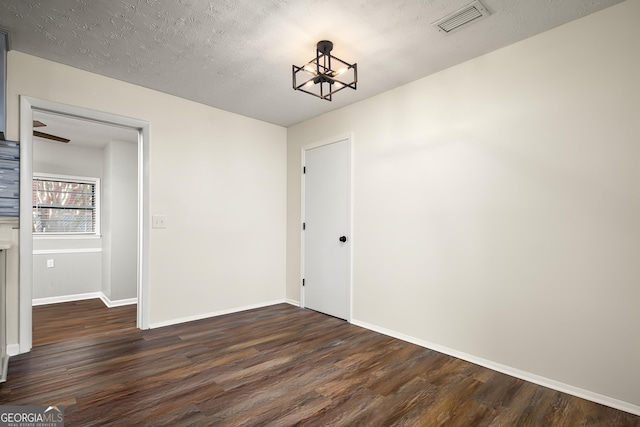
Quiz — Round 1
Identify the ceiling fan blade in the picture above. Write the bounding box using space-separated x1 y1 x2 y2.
33 131 70 143
33 120 47 128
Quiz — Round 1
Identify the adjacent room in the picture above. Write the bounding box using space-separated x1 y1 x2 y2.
0 0 638 424
31 111 138 309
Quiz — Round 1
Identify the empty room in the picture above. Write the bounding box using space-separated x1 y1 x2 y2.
0 0 638 425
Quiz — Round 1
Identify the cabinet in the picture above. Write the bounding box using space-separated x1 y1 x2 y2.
0 139 19 217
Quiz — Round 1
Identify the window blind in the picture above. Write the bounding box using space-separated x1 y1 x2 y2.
32 178 97 234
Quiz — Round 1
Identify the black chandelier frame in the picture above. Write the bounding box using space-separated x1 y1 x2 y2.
292 40 358 101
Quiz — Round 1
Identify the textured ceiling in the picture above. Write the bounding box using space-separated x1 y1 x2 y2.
0 0 625 127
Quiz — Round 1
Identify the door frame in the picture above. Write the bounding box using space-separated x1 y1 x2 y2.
300 133 354 321
18 96 150 353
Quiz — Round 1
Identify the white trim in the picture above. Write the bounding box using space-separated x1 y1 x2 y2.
149 300 287 329
137 124 150 330
348 134 355 323
0 356 7 383
32 292 103 306
33 248 102 255
300 146 305 309
300 134 353 322
351 318 640 417
18 96 151 355
6 344 19 357
301 133 353 151
285 299 300 307
19 97 34 353
1 344 20 384
99 294 137 308
32 292 137 309
34 234 101 240
33 172 98 183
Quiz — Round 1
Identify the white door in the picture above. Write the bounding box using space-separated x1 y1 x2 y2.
303 138 350 320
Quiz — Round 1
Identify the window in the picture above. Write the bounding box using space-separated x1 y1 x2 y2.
32 173 100 235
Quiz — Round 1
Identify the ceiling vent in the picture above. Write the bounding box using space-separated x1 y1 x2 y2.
432 0 490 34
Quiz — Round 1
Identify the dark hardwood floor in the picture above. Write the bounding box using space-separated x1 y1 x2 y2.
1 299 638 426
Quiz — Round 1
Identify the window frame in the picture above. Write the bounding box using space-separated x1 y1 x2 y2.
32 172 101 238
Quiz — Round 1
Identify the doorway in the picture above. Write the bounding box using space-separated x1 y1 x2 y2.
302 136 352 320
18 96 150 354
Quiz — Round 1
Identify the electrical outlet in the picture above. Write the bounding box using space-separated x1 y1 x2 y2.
47 259 54 268
152 214 167 229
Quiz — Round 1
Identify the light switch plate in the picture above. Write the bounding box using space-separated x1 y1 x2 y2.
152 214 167 229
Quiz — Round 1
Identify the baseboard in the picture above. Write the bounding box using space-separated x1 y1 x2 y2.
0 355 8 383
351 319 640 417
33 292 137 308
149 299 288 329
6 344 20 356
285 299 300 307
32 292 103 306
3 344 21 382
99 294 137 308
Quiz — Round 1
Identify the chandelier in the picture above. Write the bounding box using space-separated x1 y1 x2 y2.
292 40 357 101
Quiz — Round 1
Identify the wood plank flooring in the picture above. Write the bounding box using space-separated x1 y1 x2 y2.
1 299 638 426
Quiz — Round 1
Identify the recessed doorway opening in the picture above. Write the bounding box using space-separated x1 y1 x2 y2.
17 96 150 354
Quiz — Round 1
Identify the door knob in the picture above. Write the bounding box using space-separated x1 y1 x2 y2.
339 236 347 242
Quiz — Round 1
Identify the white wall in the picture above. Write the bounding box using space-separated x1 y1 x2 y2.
102 140 137 302
287 0 639 410
32 141 103 300
6 50 287 337
32 252 101 300
33 139 103 178
32 136 138 304
32 140 104 254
